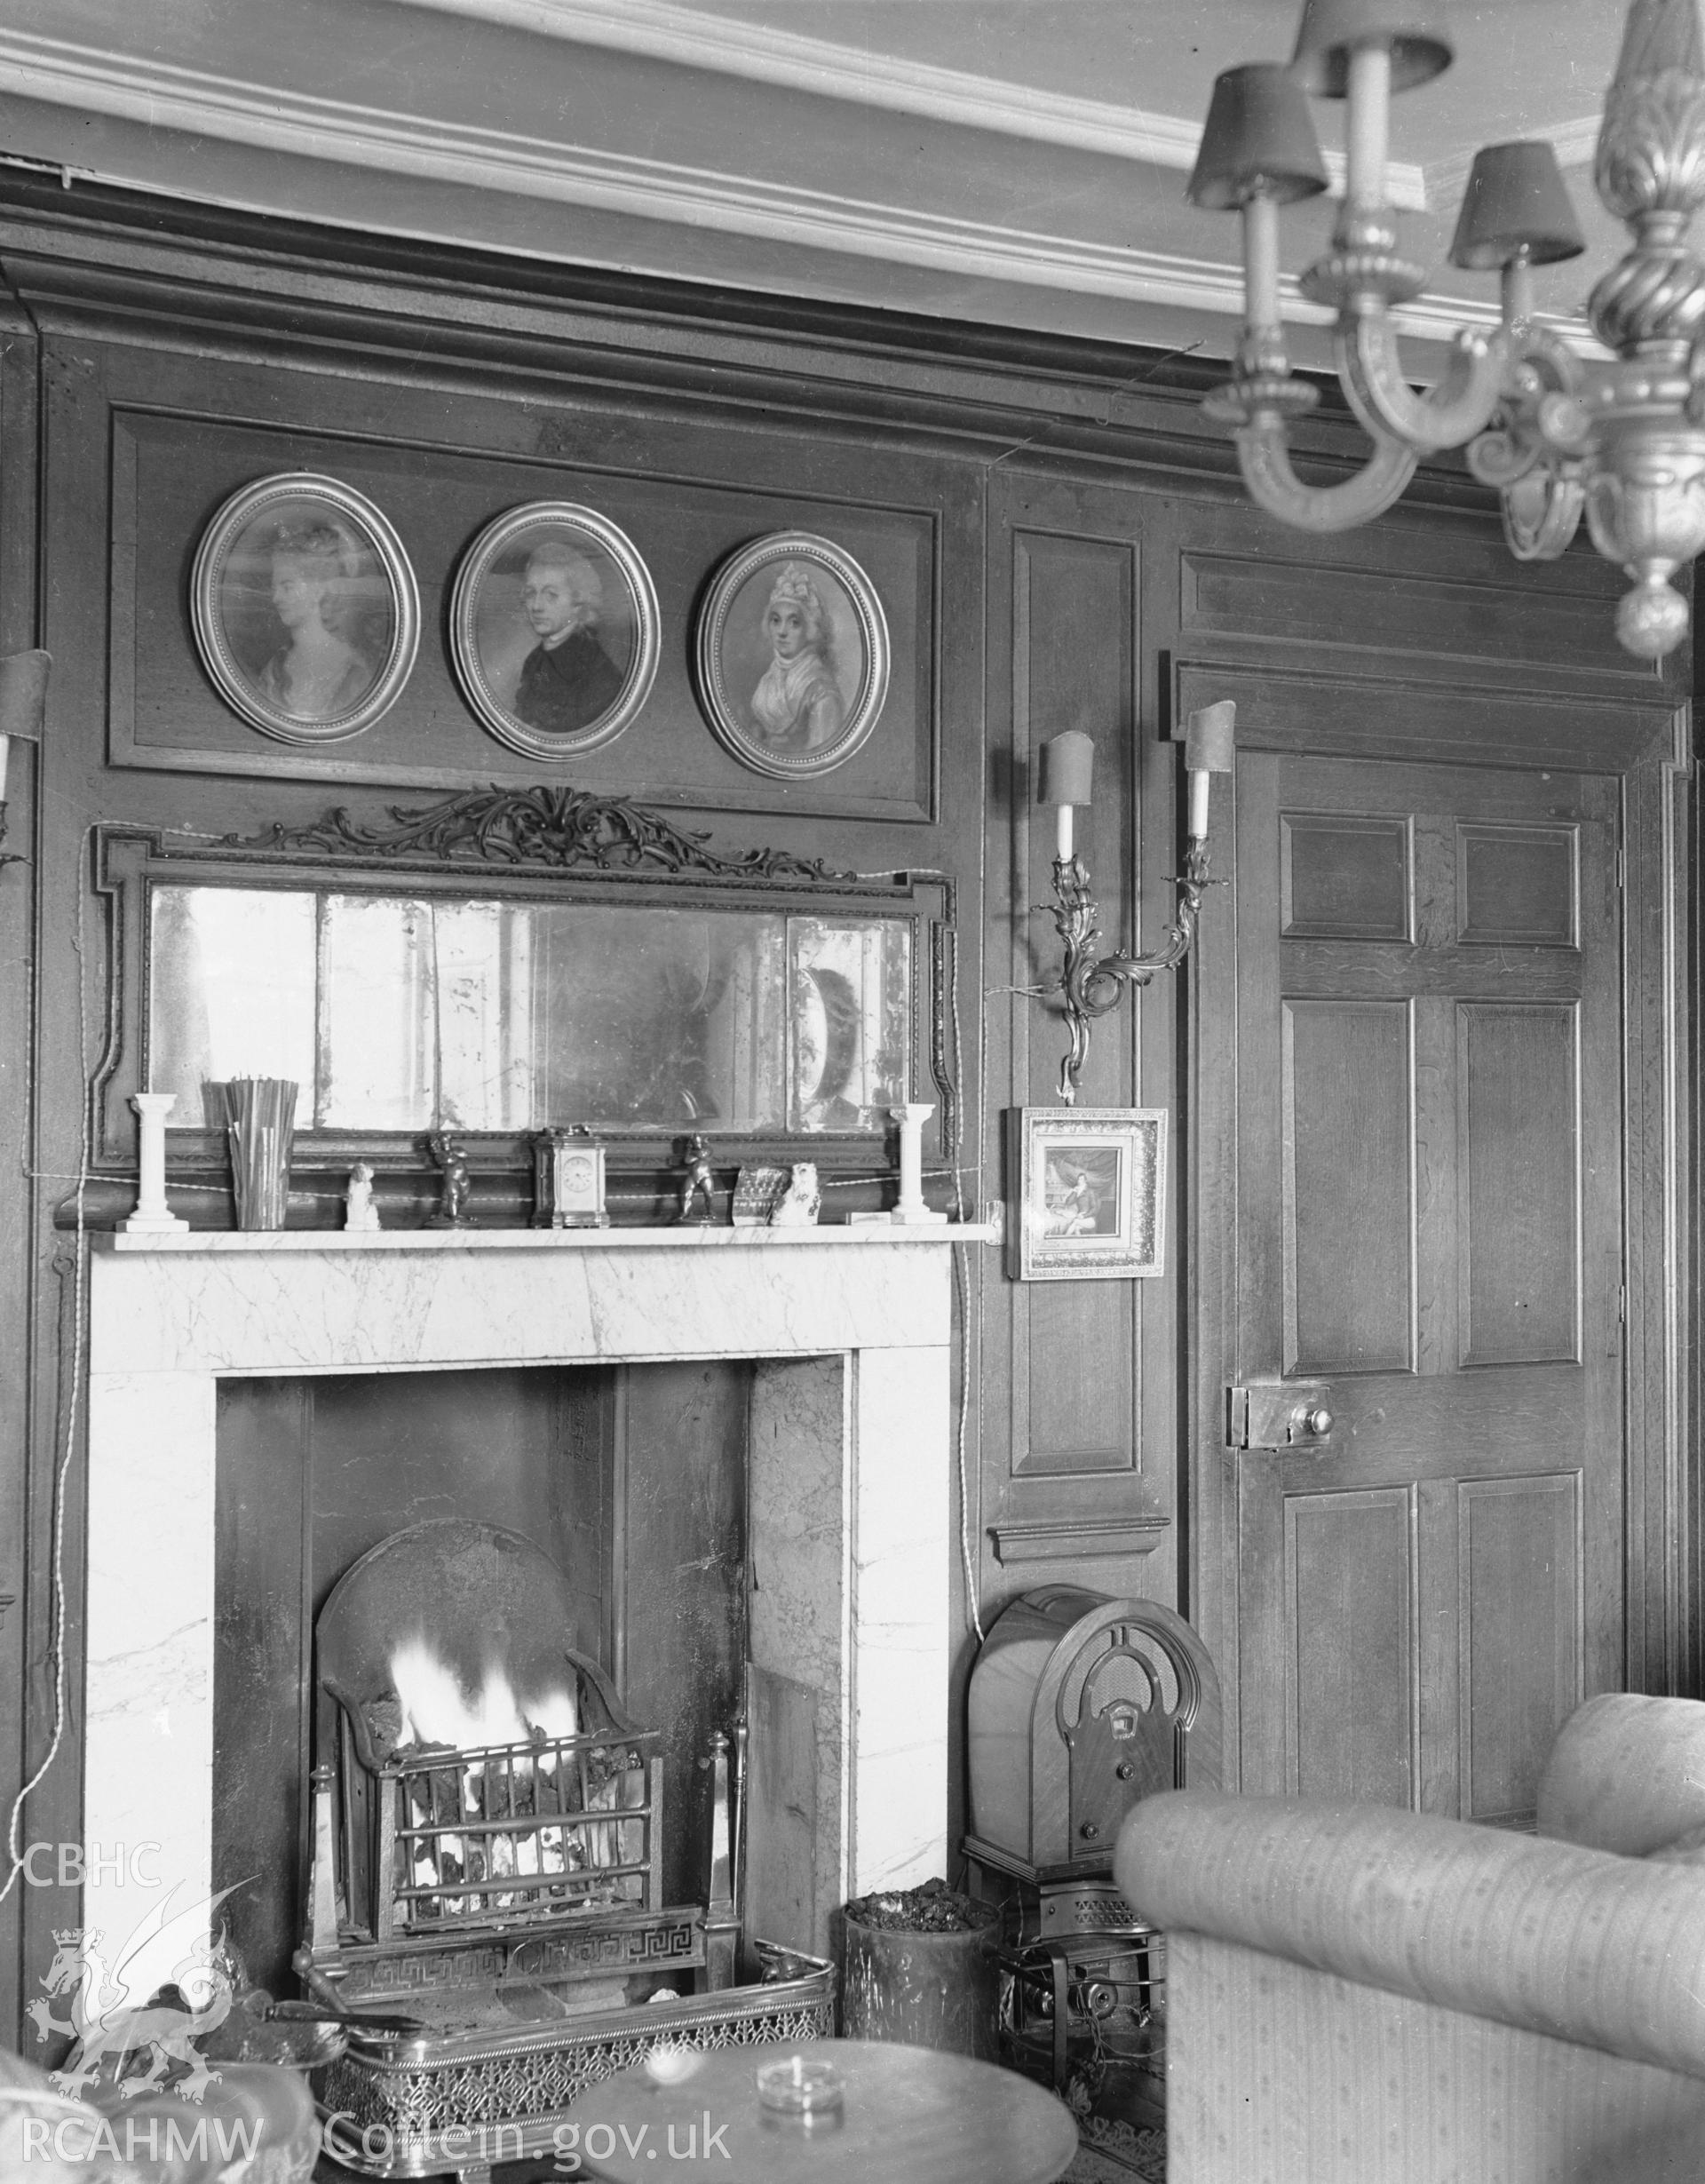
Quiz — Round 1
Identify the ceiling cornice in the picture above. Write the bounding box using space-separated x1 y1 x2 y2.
403 0 1431 206
0 17 1606 361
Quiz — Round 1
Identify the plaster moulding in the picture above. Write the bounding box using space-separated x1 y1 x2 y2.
0 10 1606 359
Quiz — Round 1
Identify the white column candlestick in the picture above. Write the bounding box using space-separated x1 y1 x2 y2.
891 1103 948 1227
125 1092 189 1234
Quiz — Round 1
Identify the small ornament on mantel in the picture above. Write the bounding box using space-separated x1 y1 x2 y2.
124 1092 189 1235
344 1161 382 1234
423 1132 472 1228
733 1165 791 1227
676 1133 719 1225
890 1102 948 1226
771 1163 821 1227
533 1127 609 1229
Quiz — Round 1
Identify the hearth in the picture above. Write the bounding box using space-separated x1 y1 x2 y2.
294 1517 834 2180
82 1226 982 2030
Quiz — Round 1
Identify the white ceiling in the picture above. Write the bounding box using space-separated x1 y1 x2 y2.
0 0 1635 373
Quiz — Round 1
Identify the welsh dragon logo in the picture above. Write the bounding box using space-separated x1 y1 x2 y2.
27 1883 243 2101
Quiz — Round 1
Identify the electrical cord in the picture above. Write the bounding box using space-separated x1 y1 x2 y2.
1 827 93 1910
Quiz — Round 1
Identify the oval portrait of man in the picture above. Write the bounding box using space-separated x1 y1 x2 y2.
449 504 661 761
191 473 421 745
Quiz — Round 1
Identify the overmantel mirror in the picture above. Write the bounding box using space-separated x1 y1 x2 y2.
91 790 956 1219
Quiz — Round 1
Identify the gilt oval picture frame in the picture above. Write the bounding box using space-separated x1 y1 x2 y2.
190 473 421 745
449 503 661 762
694 531 890 780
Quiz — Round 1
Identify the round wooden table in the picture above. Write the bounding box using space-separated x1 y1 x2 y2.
563 2037 1079 2184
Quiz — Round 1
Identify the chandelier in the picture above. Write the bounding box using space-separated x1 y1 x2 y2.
1189 0 1705 660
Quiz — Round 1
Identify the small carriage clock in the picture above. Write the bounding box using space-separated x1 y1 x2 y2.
533 1128 610 1229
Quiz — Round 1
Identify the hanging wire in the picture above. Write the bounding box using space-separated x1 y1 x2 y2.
1 827 94 1909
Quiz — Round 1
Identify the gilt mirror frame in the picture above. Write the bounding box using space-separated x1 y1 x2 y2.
90 792 958 1194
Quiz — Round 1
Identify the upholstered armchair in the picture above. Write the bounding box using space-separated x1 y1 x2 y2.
1115 1695 1705 2184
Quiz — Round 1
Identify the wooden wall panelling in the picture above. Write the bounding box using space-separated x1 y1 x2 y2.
1622 709 1695 1696
7 230 999 2036
1172 492 1643 688
89 336 942 823
0 291 35 2029
0 175 1693 2021
981 470 1182 1621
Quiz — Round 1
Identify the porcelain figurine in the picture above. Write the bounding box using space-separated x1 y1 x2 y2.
771 1162 821 1227
344 1160 381 1233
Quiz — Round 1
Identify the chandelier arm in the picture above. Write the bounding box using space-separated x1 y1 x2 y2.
1234 414 1418 535
1336 314 1511 455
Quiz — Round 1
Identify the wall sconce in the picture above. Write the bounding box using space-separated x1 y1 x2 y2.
0 647 51 866
1035 701 1235 1104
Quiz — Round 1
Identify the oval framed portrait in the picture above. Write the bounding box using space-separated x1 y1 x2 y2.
694 531 890 780
190 473 420 745
449 504 660 761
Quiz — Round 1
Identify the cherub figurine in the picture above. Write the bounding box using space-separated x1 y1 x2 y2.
344 1160 381 1234
424 1132 472 1228
677 1133 718 1225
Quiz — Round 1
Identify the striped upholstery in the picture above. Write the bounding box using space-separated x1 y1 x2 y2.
1538 1694 1705 1854
1115 1697 1705 2184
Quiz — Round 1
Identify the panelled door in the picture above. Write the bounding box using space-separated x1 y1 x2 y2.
1225 750 1622 1823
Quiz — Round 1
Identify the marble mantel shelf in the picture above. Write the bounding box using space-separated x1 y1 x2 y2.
99 1220 997 1254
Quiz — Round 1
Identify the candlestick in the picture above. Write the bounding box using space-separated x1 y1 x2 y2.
890 1102 948 1226
124 1092 189 1234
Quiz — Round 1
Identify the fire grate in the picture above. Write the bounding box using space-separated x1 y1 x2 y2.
299 1521 837 2181
381 1728 660 1937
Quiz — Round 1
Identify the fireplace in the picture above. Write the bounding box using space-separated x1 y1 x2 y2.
83 1226 977 2007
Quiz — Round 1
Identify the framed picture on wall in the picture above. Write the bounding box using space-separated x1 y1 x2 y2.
693 531 890 780
189 473 421 745
1009 1106 1168 1282
448 502 661 761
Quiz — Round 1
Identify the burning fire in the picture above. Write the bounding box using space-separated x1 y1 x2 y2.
388 1639 578 1753
381 1640 642 1924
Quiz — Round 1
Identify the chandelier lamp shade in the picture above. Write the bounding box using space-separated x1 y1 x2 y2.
1188 0 1705 660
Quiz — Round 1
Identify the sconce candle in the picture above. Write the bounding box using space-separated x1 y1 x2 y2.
1033 703 1236 1103
1037 730 1095 862
1184 699 1238 840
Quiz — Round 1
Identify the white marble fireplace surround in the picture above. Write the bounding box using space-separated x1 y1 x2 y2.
84 1225 986 1992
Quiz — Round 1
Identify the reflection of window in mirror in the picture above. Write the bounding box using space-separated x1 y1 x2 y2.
147 885 913 1136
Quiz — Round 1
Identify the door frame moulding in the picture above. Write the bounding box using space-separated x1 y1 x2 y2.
1186 689 1693 1793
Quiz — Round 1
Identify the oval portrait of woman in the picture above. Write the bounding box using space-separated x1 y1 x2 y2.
449 504 660 762
190 473 420 745
694 532 890 781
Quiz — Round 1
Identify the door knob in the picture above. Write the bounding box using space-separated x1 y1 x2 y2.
1300 1405 1333 1438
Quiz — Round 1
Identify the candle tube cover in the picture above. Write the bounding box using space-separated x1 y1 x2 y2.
1184 700 1238 774
1037 730 1096 807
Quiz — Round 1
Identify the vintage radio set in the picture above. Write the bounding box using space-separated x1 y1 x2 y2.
964 1587 1220 2116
